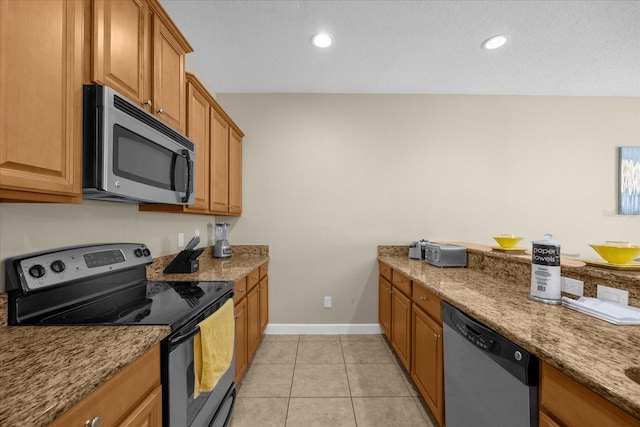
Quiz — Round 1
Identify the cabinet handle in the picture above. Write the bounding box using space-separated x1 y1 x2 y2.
157 107 165 114
420 296 428 301
396 279 402 283
143 99 152 107
239 288 245 292
85 416 101 427
234 314 240 319
433 334 440 340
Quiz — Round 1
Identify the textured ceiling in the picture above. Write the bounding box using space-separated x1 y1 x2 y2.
160 0 640 96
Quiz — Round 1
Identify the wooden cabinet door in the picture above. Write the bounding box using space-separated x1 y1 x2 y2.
246 286 261 359
391 287 411 371
210 109 229 213
152 14 186 132
0 0 83 202
92 0 150 109
539 411 561 427
378 276 392 340
185 80 210 212
118 385 162 427
228 129 243 215
411 305 443 425
234 296 248 384
259 276 269 334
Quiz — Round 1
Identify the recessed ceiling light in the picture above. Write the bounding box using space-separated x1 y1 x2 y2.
482 34 510 50
312 33 333 48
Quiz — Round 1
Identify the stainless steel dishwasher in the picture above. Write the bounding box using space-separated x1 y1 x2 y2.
442 302 539 426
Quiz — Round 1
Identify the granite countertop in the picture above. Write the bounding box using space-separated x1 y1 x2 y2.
379 251 640 419
0 292 170 427
146 245 270 282
0 245 269 427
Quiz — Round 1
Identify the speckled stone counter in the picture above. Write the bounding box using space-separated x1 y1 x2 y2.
147 245 269 282
0 293 170 427
379 244 640 419
0 245 268 427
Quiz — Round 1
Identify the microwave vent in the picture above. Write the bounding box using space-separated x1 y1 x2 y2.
113 95 194 151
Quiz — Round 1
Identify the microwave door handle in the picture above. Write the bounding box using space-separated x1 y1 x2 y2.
181 149 192 203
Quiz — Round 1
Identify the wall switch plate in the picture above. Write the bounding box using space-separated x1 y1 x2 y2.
178 232 184 247
324 296 332 308
561 277 584 296
597 284 629 305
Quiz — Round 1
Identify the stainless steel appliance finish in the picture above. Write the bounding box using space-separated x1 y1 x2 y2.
83 84 195 205
5 243 235 427
409 240 429 259
213 223 232 258
442 302 538 427
424 243 467 267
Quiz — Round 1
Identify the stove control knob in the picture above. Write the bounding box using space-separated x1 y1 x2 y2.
28 264 46 278
142 248 151 257
134 248 143 257
50 260 66 273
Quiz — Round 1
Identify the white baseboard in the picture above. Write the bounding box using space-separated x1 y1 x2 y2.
264 323 382 335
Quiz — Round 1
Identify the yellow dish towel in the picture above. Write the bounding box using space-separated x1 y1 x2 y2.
194 298 235 398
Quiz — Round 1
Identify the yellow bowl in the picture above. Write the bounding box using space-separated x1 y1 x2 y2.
493 235 523 249
589 244 640 265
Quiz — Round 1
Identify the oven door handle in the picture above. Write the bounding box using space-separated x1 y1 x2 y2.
169 325 200 348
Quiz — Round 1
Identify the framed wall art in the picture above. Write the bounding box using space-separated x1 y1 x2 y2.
619 146 640 215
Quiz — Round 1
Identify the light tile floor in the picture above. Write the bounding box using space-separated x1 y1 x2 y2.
230 334 437 427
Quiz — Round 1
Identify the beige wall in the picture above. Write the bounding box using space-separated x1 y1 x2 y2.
1 94 639 326
216 93 640 325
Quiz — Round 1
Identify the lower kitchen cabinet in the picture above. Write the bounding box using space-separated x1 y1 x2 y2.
234 261 269 384
50 344 161 427
234 290 248 384
378 275 392 340
411 284 444 425
378 261 444 426
390 270 412 372
540 361 640 427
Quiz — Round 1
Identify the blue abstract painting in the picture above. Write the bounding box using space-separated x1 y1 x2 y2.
619 146 640 215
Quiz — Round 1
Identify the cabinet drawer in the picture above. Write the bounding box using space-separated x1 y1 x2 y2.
234 277 248 303
391 270 411 297
412 285 442 323
259 261 269 279
379 261 392 282
50 344 160 427
247 267 260 290
540 362 639 427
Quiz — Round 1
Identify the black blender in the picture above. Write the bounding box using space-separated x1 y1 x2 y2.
213 222 232 258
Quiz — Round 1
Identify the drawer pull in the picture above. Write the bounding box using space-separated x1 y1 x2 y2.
433 334 440 340
85 416 101 427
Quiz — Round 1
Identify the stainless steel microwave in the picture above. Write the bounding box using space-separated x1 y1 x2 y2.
82 84 195 205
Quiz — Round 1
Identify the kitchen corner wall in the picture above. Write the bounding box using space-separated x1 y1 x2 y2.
216 93 639 325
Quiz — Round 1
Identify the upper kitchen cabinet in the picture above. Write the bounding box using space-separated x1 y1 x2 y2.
92 0 192 133
140 73 244 216
0 0 84 203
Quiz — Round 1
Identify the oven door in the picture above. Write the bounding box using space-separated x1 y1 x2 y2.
164 292 236 427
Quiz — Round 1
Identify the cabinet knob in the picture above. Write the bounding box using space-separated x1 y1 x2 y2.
396 279 402 283
239 288 245 292
420 296 427 301
157 107 165 114
234 314 240 319
85 416 101 427
433 334 440 340
143 99 152 106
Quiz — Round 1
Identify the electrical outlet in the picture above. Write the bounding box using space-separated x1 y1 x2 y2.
597 284 629 305
561 277 584 296
178 232 184 247
324 296 332 308
195 229 200 237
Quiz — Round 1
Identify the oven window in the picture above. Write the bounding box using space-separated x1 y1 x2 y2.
113 124 187 190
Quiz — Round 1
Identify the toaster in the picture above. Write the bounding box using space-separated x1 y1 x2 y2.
424 243 467 267
409 240 429 259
